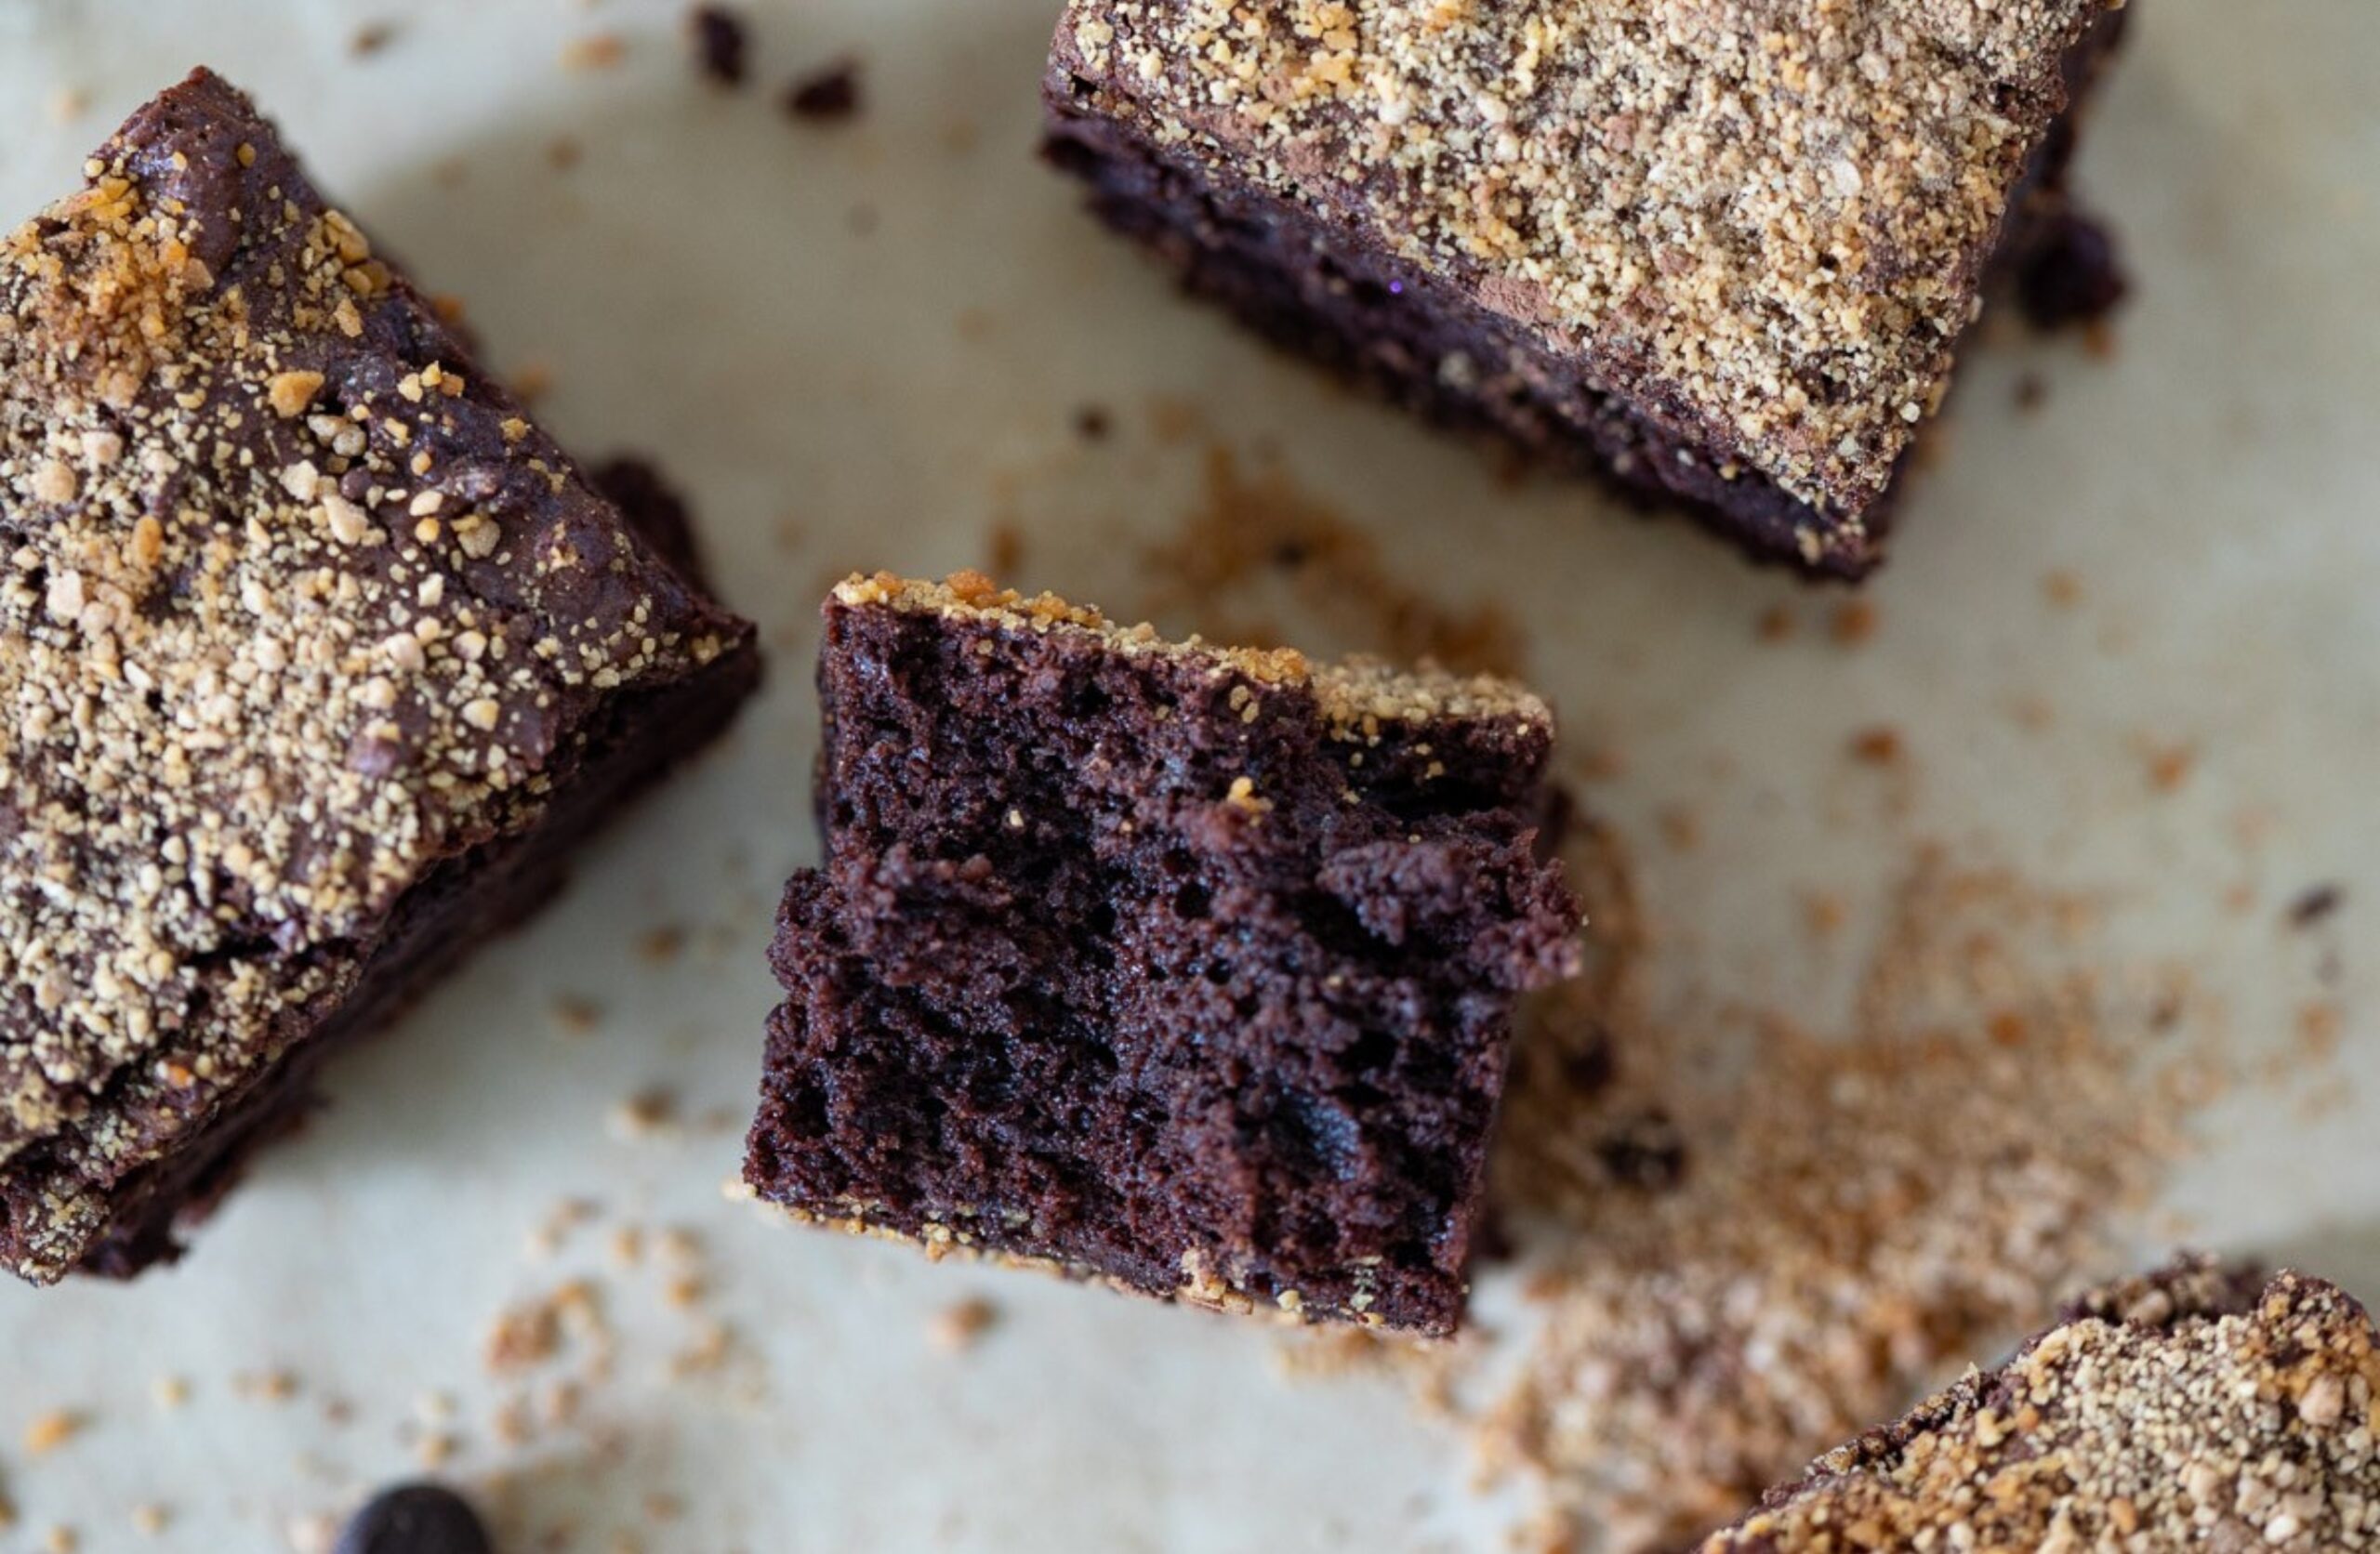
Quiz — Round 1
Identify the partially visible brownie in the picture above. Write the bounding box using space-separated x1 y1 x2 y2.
1698 1256 2380 1552
1044 1 2130 575
745 573 1580 1336
0 70 761 1283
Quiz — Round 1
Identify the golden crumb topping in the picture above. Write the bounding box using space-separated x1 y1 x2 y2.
833 571 1551 731
1052 0 2115 524
0 72 736 1279
1701 1270 2380 1552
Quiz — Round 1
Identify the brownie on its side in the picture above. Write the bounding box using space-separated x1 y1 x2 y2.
745 573 1579 1336
0 71 761 1283
1044 2 2128 577
1698 1257 2380 1552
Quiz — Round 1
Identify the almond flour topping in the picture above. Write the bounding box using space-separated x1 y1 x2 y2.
1052 0 2117 518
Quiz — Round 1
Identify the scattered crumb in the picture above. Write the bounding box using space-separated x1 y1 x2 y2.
928 1297 1000 1352
1144 446 1525 677
284 1512 338 1554
0 1495 16 1532
1846 726 1904 766
130 1504 168 1536
1462 827 2214 1552
416 1430 457 1469
151 1376 189 1411
562 33 628 72
1754 602 1795 642
233 1370 298 1403
2013 372 2047 412
1074 404 1112 441
985 522 1025 578
608 1088 679 1141
350 21 397 57
549 994 604 1036
21 1411 80 1455
786 59 863 123
1829 600 1879 646
2141 740 2197 794
511 362 555 402
43 1525 74 1554
688 5 749 87
2288 883 2345 928
1654 805 1700 853
546 138 584 173
637 925 686 963
2042 569 2084 608
46 87 88 125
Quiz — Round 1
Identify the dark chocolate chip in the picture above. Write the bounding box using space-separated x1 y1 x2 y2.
2017 212 2128 329
689 6 749 88
336 1483 492 1554
2289 883 2345 928
786 60 863 123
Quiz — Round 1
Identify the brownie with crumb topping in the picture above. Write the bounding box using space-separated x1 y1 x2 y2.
743 573 1579 1335
1697 1256 2380 1552
1043 1 2129 577
0 70 761 1284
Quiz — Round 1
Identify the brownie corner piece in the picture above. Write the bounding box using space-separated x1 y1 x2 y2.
0 69 760 1284
1042 1 2128 576
1697 1257 2380 1551
745 573 1580 1335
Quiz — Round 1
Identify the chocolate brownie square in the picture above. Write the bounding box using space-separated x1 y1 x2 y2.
1044 1 2129 576
744 573 1579 1335
0 71 761 1282
1697 1257 2379 1551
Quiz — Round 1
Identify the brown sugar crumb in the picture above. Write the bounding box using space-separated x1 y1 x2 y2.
786 59 863 123
608 1088 678 1141
985 522 1025 578
1846 726 1904 766
928 1297 1000 1352
636 925 686 964
266 369 325 419
1828 599 1879 646
562 33 628 72
2042 568 2085 607
549 994 603 1036
1145 446 1525 678
130 1504 169 1536
1466 830 2215 1553
233 1370 298 1403
688 6 750 87
2142 739 2197 793
1753 602 1795 643
21 1410 82 1455
43 1525 75 1554
150 1376 188 1411
350 22 397 58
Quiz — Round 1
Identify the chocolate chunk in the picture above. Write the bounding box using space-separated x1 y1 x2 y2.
336 1483 492 1554
688 6 749 88
785 60 862 123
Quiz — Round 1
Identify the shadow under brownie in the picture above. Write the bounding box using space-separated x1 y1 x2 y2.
0 70 761 1283
745 573 1579 1336
1044 1 2130 577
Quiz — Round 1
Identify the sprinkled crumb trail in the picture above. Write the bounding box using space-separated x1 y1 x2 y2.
1463 831 2219 1553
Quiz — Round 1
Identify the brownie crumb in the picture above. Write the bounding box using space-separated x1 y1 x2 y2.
2018 211 2131 330
350 22 397 58
687 7 749 88
1073 404 1112 441
786 60 863 123
1829 600 1880 646
2289 883 2346 928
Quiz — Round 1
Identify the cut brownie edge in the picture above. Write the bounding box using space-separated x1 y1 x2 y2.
746 574 1580 1336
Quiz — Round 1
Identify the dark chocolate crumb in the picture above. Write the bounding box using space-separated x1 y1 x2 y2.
688 6 749 88
786 59 863 123
2289 883 2345 928
2018 212 2129 330
335 1484 492 1554
1074 405 1112 441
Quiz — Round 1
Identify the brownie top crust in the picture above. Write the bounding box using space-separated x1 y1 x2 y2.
836 571 1551 732
1699 1259 2380 1551
0 70 750 1278
1051 0 2117 520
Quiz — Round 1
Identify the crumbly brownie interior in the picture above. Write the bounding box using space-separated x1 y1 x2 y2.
1699 1258 2380 1551
0 71 760 1282
1043 4 2128 575
747 575 1579 1335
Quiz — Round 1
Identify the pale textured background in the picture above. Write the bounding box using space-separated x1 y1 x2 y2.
0 1 2373 1548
